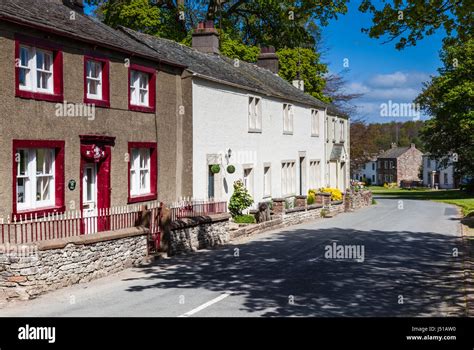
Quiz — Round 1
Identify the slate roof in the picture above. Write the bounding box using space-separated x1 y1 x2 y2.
119 27 344 114
378 147 411 159
0 0 345 115
0 0 184 68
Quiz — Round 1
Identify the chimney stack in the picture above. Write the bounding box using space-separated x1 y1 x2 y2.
257 47 279 74
63 0 85 13
192 21 220 54
292 80 304 91
410 143 416 149
391 142 397 149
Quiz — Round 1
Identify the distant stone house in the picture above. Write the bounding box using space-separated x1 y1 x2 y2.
377 143 423 185
0 0 191 221
422 155 455 189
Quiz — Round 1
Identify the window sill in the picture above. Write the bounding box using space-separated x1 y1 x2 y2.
248 129 262 133
16 90 63 103
311 134 319 137
283 131 294 135
14 205 66 219
128 193 157 204
129 104 155 114
84 97 110 108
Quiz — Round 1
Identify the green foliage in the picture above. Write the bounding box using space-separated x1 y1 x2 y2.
320 208 329 218
219 31 260 62
226 164 236 174
416 39 474 177
210 164 221 174
307 192 316 205
277 48 330 102
233 214 256 224
229 180 254 217
350 120 425 175
88 0 187 41
371 198 377 205
359 0 473 50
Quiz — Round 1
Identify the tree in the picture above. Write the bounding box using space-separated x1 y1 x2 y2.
416 38 474 176
86 0 350 49
277 47 330 102
228 180 254 217
323 70 363 115
359 0 473 49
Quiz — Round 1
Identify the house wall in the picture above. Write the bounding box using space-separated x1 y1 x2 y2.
191 78 327 205
325 114 350 190
396 147 423 184
354 161 377 184
0 22 190 218
422 156 455 189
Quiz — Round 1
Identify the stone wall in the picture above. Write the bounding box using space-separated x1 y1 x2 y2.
344 189 373 212
169 213 231 255
0 227 148 303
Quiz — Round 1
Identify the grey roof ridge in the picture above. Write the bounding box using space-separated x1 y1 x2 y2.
118 26 346 114
0 3 185 69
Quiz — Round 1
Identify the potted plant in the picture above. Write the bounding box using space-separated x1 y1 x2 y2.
210 164 221 174
226 164 236 174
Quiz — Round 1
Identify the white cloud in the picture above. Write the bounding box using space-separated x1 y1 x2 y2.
369 71 408 88
346 71 432 119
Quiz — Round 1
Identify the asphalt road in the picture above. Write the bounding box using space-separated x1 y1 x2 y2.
0 198 469 317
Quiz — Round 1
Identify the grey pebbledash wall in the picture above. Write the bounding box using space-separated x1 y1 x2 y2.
0 227 148 303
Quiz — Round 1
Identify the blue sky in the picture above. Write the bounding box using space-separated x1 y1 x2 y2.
85 1 444 124
321 1 444 123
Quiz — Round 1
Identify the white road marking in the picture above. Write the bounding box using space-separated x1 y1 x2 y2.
178 292 232 317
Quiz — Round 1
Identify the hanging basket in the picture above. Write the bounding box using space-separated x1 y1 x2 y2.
226 165 236 174
210 164 221 174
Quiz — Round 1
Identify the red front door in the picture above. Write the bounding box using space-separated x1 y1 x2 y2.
79 136 114 233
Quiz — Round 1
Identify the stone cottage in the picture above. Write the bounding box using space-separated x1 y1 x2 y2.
0 0 192 223
377 143 423 185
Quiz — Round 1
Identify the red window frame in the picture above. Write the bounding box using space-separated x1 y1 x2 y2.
12 140 65 217
127 142 158 203
128 64 156 113
15 35 64 103
84 55 110 108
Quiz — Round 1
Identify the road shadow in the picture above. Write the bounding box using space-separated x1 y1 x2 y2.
125 226 470 317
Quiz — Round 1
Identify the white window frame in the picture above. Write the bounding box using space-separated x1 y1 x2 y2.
16 148 55 211
130 70 150 107
281 161 296 196
340 120 345 142
243 166 254 197
263 165 271 197
130 148 151 196
86 59 103 100
19 45 54 94
311 109 319 136
248 96 262 132
309 160 321 189
283 104 294 134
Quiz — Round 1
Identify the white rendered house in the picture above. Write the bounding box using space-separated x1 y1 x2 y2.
422 155 455 189
122 23 349 206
